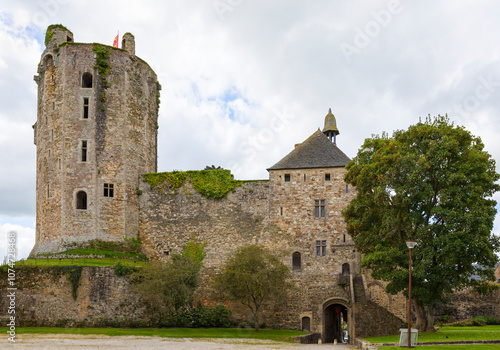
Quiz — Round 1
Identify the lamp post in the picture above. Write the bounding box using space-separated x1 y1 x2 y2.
406 240 417 348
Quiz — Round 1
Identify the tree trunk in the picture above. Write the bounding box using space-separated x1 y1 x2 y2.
424 305 436 332
254 306 260 332
414 300 428 332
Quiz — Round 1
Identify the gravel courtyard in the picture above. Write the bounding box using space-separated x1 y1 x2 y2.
5 334 355 349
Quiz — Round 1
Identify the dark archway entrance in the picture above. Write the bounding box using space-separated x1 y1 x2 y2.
324 303 348 343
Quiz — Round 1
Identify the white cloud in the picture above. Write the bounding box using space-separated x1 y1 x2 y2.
0 222 36 261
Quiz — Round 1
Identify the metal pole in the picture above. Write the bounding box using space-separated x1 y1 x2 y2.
408 247 413 348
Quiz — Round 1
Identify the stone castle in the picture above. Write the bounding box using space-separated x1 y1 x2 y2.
29 25 409 342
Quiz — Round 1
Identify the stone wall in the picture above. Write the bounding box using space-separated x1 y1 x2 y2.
354 300 406 338
138 168 359 334
443 287 500 322
363 270 407 321
0 266 146 326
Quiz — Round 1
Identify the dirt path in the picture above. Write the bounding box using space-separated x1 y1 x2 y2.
5 334 356 349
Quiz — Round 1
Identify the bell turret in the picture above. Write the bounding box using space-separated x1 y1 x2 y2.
322 108 339 144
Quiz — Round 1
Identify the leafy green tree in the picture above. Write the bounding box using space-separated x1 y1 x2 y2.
343 115 500 331
214 245 293 331
132 240 206 323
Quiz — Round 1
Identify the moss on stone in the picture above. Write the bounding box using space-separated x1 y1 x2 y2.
142 169 246 200
45 24 72 46
93 43 111 88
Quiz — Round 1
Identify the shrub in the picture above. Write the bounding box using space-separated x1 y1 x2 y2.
159 305 232 328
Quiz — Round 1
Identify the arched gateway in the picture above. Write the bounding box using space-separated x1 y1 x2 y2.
323 298 350 343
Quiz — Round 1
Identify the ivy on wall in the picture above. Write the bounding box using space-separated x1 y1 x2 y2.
142 169 245 200
44 24 72 46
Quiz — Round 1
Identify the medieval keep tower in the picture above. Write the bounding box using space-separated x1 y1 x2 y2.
31 25 160 256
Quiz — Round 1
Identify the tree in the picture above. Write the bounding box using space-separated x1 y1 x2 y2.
343 115 500 331
131 240 205 323
214 245 293 331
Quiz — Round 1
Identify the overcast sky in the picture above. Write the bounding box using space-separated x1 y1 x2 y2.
1 0 499 260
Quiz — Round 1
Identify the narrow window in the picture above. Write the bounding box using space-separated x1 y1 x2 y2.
48 149 51 159
58 158 61 169
292 252 301 271
81 140 87 162
342 263 350 275
284 174 290 182
76 191 87 209
45 116 48 125
303 174 306 182
52 102 55 110
82 72 92 88
316 240 327 256
104 183 114 197
315 200 325 218
83 97 89 119
325 173 330 181
51 129 54 141
280 207 283 216
47 184 50 198
343 234 346 243
346 184 349 193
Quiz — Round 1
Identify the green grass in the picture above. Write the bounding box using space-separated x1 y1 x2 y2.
13 258 149 268
0 327 306 342
381 346 500 350
366 325 500 344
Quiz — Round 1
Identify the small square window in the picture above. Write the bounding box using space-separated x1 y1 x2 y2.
104 183 114 197
284 174 290 182
325 174 330 181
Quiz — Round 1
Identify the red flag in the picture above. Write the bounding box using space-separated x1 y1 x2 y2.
113 32 119 48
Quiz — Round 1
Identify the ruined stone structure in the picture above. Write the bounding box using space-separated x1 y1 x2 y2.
28 26 407 342
31 25 160 255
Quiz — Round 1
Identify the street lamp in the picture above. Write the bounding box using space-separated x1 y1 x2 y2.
406 240 417 348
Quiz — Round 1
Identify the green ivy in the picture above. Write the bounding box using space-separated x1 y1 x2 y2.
142 169 245 200
93 43 111 88
44 24 72 46
51 266 83 300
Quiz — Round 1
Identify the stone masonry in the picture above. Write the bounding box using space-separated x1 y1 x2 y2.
31 26 159 255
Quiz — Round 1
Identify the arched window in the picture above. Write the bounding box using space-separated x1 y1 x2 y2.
342 263 350 275
292 252 301 271
82 72 92 88
301 316 311 332
76 191 87 210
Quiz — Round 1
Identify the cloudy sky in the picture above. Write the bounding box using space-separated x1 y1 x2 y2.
1 0 499 259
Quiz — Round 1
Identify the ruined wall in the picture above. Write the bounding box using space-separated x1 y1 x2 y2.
0 266 146 326
443 287 500 322
32 26 159 256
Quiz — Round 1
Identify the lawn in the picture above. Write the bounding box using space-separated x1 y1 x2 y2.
380 346 500 350
365 325 500 347
12 258 148 268
0 327 306 342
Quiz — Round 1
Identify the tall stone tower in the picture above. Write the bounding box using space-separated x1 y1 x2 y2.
31 25 160 256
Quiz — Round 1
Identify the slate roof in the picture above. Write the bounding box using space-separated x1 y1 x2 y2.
267 129 351 170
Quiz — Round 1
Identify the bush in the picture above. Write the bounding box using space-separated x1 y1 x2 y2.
445 315 500 327
114 262 138 276
159 305 232 328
